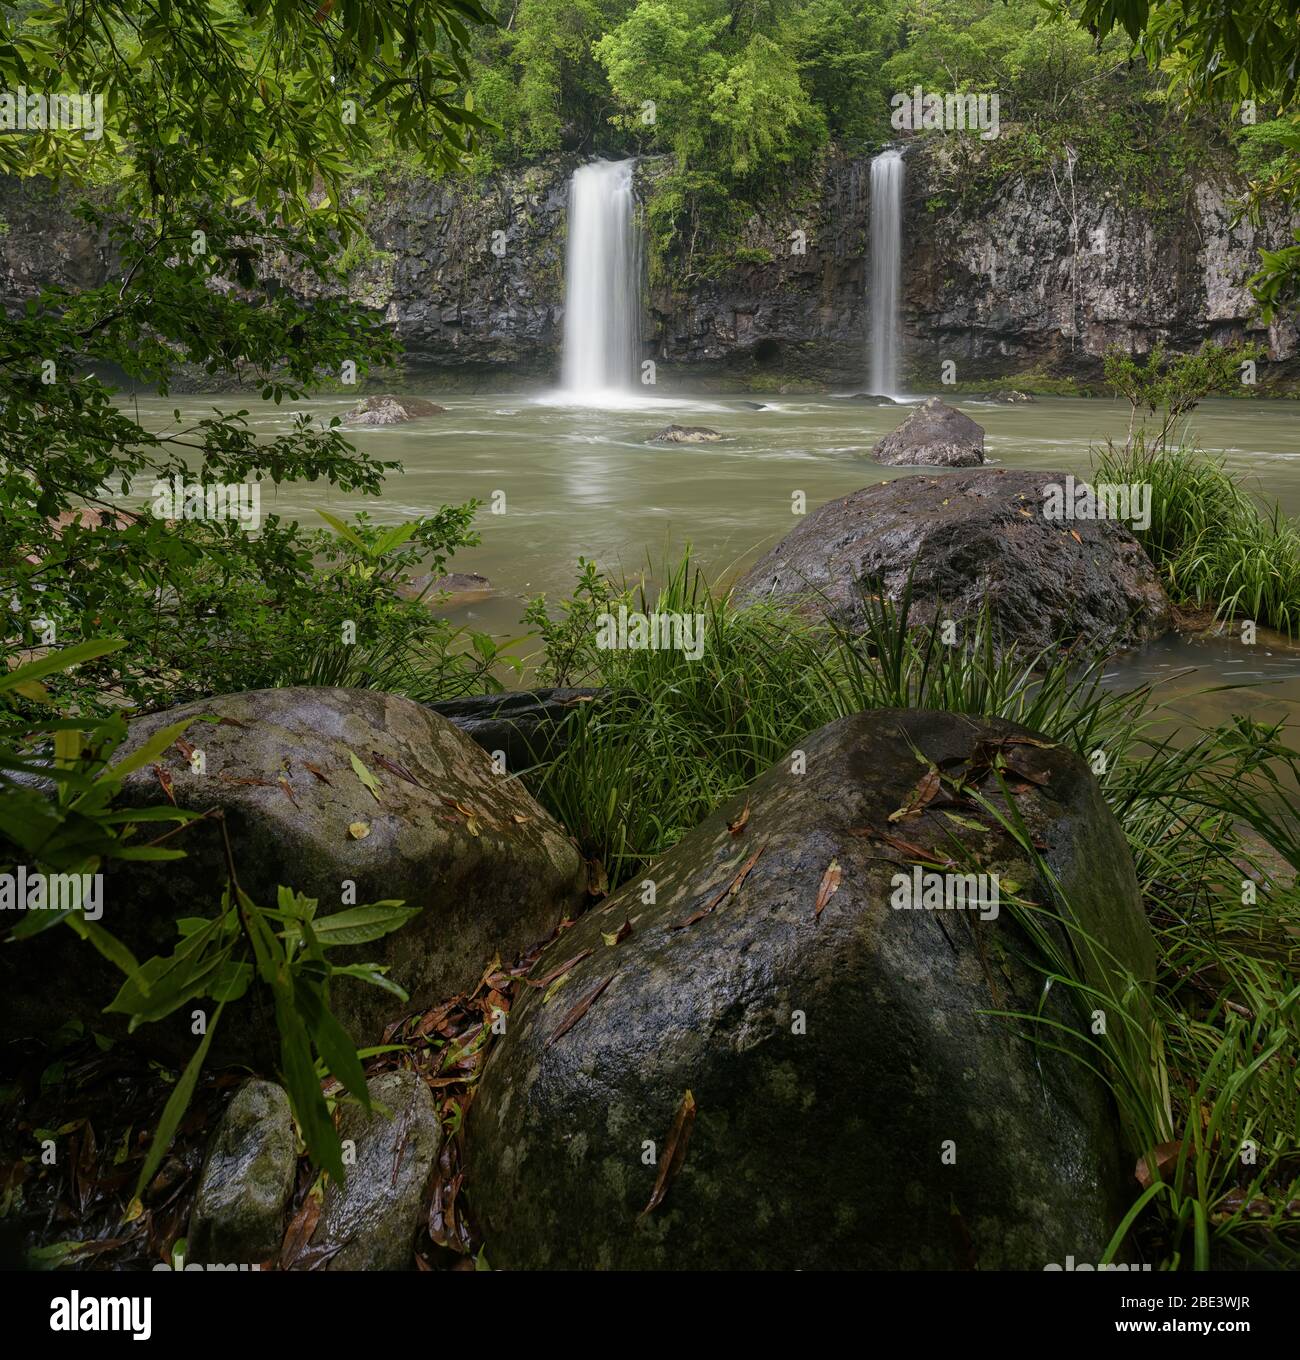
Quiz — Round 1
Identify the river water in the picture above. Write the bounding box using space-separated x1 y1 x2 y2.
122 390 1300 728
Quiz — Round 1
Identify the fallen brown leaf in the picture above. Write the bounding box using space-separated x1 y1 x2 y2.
888 766 941 822
672 841 768 930
280 1193 321 1271
523 949 594 989
546 974 614 1048
152 764 176 806
814 858 842 918
1135 1140 1186 1190
641 1089 696 1216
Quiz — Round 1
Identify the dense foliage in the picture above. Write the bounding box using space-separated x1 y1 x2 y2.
452 0 1290 278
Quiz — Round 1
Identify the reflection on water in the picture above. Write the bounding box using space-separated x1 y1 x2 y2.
116 390 1300 729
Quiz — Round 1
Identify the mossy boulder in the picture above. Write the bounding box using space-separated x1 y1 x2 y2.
466 709 1154 1270
189 1080 297 1265
0 688 585 1059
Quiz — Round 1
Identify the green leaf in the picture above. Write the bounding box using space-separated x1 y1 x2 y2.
330 963 409 1000
276 987 344 1181
0 639 127 696
316 508 368 551
296 900 418 948
348 752 382 802
88 718 196 790
133 1004 223 1200
294 976 370 1106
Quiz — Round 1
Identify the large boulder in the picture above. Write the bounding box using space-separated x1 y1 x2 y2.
343 394 446 426
466 709 1155 1270
189 1080 297 1265
313 1070 441 1271
871 397 985 466
732 468 1171 655
0 688 586 1058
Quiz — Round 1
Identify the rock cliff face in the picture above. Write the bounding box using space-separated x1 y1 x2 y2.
1 141 1295 390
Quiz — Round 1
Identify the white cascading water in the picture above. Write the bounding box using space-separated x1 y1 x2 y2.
561 158 642 398
867 148 905 397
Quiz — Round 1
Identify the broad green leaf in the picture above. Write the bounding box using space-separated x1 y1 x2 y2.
294 976 370 1106
0 639 127 695
276 988 344 1181
293 900 418 947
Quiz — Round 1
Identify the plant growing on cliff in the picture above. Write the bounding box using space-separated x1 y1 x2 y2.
1073 0 1300 317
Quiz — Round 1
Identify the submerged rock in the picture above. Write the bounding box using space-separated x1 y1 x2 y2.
871 397 985 466
189 1080 296 1265
343 394 447 425
466 709 1154 1270
647 425 723 444
426 688 606 770
314 1070 441 1271
0 688 586 1059
395 570 493 606
846 392 897 404
991 390 1035 404
732 468 1171 656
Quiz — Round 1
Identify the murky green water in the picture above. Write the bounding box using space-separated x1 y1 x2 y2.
120 390 1300 727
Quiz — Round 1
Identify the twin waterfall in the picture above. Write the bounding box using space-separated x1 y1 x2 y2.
561 159 642 397
558 151 904 399
867 148 905 398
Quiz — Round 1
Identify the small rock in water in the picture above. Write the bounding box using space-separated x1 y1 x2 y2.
314 1070 442 1271
343 394 447 425
396 570 493 606
846 392 897 405
871 396 984 466
189 1080 297 1265
991 390 1035 404
736 401 767 410
647 424 723 444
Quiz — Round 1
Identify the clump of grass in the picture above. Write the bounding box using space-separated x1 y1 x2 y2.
1096 436 1300 635
992 725 1300 1269
527 557 1151 885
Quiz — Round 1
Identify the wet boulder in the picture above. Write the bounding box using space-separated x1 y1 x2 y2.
731 468 1171 656
0 688 586 1058
314 1070 441 1271
871 397 984 466
189 1080 297 1265
466 709 1155 1270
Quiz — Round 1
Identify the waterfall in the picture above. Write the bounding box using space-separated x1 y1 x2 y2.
561 158 642 396
867 148 905 397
